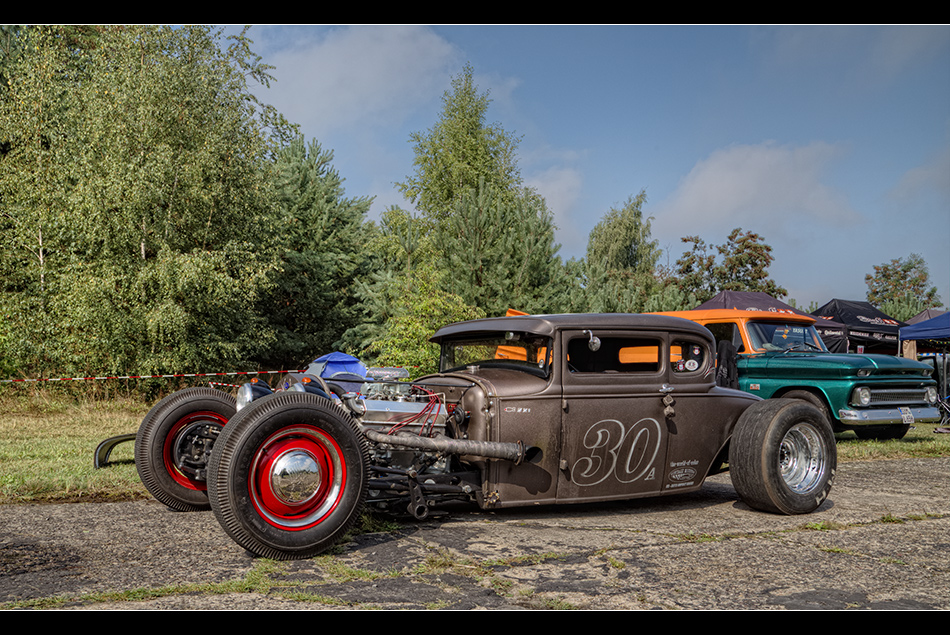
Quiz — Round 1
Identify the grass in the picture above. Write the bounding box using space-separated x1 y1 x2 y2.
0 387 948 505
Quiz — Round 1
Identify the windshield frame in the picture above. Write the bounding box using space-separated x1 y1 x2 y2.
439 332 554 378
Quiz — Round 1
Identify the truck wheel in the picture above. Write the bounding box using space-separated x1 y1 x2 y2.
207 392 369 560
730 399 836 515
135 388 235 511
853 425 910 441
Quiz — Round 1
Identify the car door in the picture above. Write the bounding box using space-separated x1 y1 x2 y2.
555 329 671 504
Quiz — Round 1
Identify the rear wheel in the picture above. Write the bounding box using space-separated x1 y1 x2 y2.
208 392 369 560
135 388 235 511
730 399 836 515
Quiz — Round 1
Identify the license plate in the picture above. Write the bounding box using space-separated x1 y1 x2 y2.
899 407 915 424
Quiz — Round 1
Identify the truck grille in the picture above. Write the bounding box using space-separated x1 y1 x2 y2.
868 388 930 405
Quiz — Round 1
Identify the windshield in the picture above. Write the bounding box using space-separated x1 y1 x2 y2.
440 333 553 378
746 321 828 353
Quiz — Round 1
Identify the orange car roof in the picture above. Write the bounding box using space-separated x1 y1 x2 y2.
652 309 817 325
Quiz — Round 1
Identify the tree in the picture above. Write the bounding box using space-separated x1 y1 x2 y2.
586 190 660 276
865 253 943 312
0 26 296 378
675 228 787 304
397 63 522 224
566 190 695 314
437 181 569 317
258 136 374 368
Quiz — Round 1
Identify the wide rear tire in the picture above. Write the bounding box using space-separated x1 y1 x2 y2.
135 387 236 511
208 392 369 560
730 399 836 515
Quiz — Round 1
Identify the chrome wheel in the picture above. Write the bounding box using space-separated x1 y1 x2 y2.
779 422 827 494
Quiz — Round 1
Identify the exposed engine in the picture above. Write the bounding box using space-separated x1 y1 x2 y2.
241 371 525 519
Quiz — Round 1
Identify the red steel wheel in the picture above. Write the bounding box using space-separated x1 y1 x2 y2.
162 410 230 491
135 388 236 511
208 392 368 560
248 424 347 530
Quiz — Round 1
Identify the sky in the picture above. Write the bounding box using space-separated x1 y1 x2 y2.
236 24 950 312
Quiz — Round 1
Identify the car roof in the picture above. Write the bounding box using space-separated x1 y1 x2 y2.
430 313 714 343
652 309 817 325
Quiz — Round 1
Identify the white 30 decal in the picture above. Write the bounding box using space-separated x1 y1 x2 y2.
571 418 661 486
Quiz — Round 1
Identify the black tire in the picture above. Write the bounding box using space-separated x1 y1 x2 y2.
135 387 236 511
853 425 910 441
207 392 369 560
729 399 836 515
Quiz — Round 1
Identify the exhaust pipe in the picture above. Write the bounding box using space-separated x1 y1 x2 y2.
363 429 527 464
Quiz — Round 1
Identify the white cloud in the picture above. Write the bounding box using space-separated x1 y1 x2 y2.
257 25 462 136
652 141 859 243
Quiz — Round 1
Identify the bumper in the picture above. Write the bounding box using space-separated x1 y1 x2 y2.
837 406 942 426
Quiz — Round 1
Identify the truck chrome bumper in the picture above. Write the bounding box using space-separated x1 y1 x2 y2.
837 406 941 425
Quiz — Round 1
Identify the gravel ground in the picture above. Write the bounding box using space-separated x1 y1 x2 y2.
1 457 948 610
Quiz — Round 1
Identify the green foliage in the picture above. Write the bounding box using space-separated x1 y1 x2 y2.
352 64 569 369
259 137 374 368
0 26 300 380
397 63 522 224
367 265 485 378
865 253 943 312
437 182 568 317
586 190 660 276
675 228 787 303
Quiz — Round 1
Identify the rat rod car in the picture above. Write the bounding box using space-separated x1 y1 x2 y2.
135 313 836 560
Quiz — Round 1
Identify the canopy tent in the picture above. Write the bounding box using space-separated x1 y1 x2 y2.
900 311 949 343
811 299 904 355
694 291 848 352
906 309 949 327
900 311 950 401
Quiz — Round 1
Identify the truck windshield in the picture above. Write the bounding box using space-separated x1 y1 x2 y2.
440 333 552 378
746 321 828 353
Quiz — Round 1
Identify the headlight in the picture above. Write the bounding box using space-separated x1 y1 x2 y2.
236 379 272 411
926 386 938 405
851 386 871 407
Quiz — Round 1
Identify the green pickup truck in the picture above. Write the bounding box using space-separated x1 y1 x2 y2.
657 309 941 440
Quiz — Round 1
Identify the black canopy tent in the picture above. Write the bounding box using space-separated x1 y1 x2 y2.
694 291 848 352
810 299 904 355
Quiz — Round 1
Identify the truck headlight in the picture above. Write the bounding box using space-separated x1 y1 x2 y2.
926 386 938 405
851 386 871 407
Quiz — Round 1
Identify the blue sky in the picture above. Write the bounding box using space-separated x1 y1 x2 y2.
240 25 950 312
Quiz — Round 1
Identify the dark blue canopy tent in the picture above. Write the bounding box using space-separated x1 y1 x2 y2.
900 311 949 343
900 311 949 404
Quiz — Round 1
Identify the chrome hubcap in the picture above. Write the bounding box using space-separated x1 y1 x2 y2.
270 450 322 505
780 423 826 494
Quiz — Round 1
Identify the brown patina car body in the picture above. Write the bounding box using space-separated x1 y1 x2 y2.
135 313 837 559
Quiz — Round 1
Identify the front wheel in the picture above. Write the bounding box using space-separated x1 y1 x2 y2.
730 399 836 515
208 392 369 560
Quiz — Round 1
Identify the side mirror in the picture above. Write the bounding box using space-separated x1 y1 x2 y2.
583 330 601 352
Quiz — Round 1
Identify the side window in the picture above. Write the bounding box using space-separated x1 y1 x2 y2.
671 340 708 374
705 322 743 352
567 336 662 373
